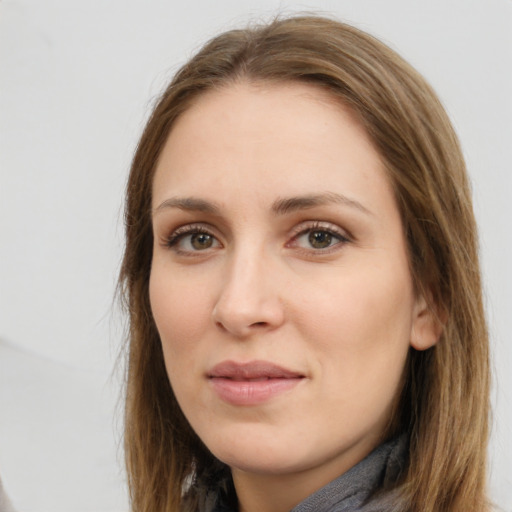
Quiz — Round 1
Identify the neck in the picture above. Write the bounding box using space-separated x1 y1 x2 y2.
231 438 378 512
233 471 312 512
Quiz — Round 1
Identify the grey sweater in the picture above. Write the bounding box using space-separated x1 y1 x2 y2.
210 435 407 512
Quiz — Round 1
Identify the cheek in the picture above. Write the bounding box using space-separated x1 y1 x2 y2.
149 266 215 420
298 261 414 385
303 270 413 434
149 265 211 361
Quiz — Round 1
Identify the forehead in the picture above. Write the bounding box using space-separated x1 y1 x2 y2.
166 80 367 148
152 81 392 214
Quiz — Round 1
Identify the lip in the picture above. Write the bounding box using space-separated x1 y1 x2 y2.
207 360 305 406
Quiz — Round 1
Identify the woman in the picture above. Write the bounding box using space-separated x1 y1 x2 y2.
119 15 490 512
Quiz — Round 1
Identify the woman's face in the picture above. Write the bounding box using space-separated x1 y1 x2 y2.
150 82 435 489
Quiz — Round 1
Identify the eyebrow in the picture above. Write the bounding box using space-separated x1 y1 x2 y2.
271 192 373 216
153 197 220 215
153 192 372 217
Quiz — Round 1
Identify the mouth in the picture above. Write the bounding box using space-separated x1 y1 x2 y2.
207 360 305 406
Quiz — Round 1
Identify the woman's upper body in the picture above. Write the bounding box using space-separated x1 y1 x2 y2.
148 78 435 512
120 15 490 512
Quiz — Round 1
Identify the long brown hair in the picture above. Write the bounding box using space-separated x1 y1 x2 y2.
119 15 490 512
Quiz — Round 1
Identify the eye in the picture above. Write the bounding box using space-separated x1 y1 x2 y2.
187 232 216 250
290 223 350 252
306 230 336 249
165 225 221 253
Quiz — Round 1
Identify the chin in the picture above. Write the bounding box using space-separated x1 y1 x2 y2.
219 452 305 476
208 433 336 477
207 434 304 475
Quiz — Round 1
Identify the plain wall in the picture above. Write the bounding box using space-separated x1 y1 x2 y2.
1 0 511 511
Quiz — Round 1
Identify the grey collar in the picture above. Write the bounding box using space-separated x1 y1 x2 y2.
290 435 407 512
210 434 407 512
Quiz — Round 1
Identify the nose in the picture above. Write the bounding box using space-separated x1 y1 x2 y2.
212 249 285 338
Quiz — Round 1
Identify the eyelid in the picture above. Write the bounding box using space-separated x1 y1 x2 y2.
286 220 351 252
159 220 351 254
162 222 222 251
289 220 351 241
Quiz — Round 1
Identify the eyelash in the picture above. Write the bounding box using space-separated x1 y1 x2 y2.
163 224 219 253
162 221 351 255
288 221 351 253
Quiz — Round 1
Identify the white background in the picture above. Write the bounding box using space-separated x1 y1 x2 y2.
0 0 511 511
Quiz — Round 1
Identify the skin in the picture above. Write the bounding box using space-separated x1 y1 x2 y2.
149 81 439 512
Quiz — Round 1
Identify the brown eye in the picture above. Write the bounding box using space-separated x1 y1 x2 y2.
190 233 214 250
308 230 333 249
166 227 221 253
290 224 349 252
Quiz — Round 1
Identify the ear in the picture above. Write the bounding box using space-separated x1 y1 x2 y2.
410 293 445 351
